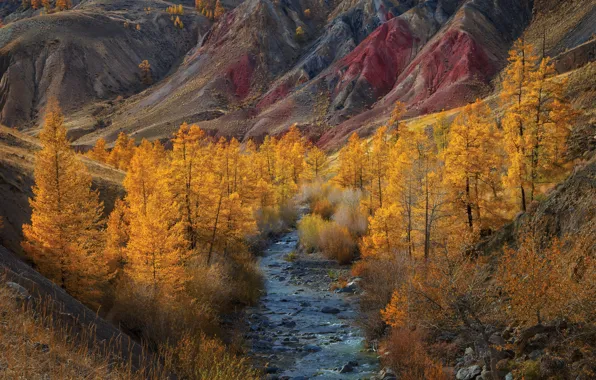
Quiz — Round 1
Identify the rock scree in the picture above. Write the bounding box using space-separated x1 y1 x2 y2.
245 230 378 379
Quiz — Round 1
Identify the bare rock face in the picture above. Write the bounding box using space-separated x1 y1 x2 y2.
0 0 209 129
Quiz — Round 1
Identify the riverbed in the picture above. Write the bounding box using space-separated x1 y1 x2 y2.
245 230 379 379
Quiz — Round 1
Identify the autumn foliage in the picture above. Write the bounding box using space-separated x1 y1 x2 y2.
22 102 108 307
22 113 314 377
291 40 583 378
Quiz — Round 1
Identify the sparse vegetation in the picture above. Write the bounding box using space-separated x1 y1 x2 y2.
295 26 305 42
138 59 152 85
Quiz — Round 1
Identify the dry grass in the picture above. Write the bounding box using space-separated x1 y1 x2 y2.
0 277 261 380
380 329 449 380
0 284 161 379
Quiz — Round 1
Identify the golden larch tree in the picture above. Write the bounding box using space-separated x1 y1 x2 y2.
303 145 330 181
501 39 539 211
22 102 106 306
443 100 501 231
138 60 153 85
108 132 136 170
123 140 187 296
335 132 368 192
87 137 109 163
214 0 225 19
169 123 209 252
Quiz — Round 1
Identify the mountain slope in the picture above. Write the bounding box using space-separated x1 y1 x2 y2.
0 244 147 370
0 0 209 134
0 0 593 148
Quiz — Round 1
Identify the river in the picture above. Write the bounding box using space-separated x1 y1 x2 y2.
245 229 379 379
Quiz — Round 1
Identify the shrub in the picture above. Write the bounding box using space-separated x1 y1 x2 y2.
284 251 298 262
312 198 334 219
278 202 298 228
112 280 219 347
255 203 297 237
226 251 263 306
297 214 326 252
331 189 367 235
381 328 449 380
319 222 356 264
295 26 305 42
357 258 409 340
163 332 260 379
186 262 232 315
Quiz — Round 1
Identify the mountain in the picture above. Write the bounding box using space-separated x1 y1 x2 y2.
0 0 593 148
0 0 210 137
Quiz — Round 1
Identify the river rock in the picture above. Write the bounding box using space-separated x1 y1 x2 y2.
321 306 340 314
480 368 492 380
372 368 397 380
304 344 322 352
489 334 506 346
339 363 354 373
280 318 296 328
335 281 359 293
456 365 482 380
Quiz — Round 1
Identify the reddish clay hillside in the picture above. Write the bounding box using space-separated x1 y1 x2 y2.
0 0 594 148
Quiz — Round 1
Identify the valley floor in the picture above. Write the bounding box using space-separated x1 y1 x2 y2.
245 230 378 378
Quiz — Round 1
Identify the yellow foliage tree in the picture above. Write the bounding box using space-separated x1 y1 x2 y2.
367 126 393 212
214 0 225 19
335 132 368 192
387 101 406 132
500 40 539 212
108 132 136 170
138 60 152 85
123 140 186 296
105 198 129 273
87 137 109 163
443 100 502 231
55 0 71 11
502 46 575 211
274 126 307 203
303 145 330 181
169 123 209 251
22 102 106 306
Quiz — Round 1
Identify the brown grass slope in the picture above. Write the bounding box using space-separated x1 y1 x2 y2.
0 244 150 376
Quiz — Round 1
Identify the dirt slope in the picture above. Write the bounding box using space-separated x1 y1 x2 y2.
0 0 210 133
